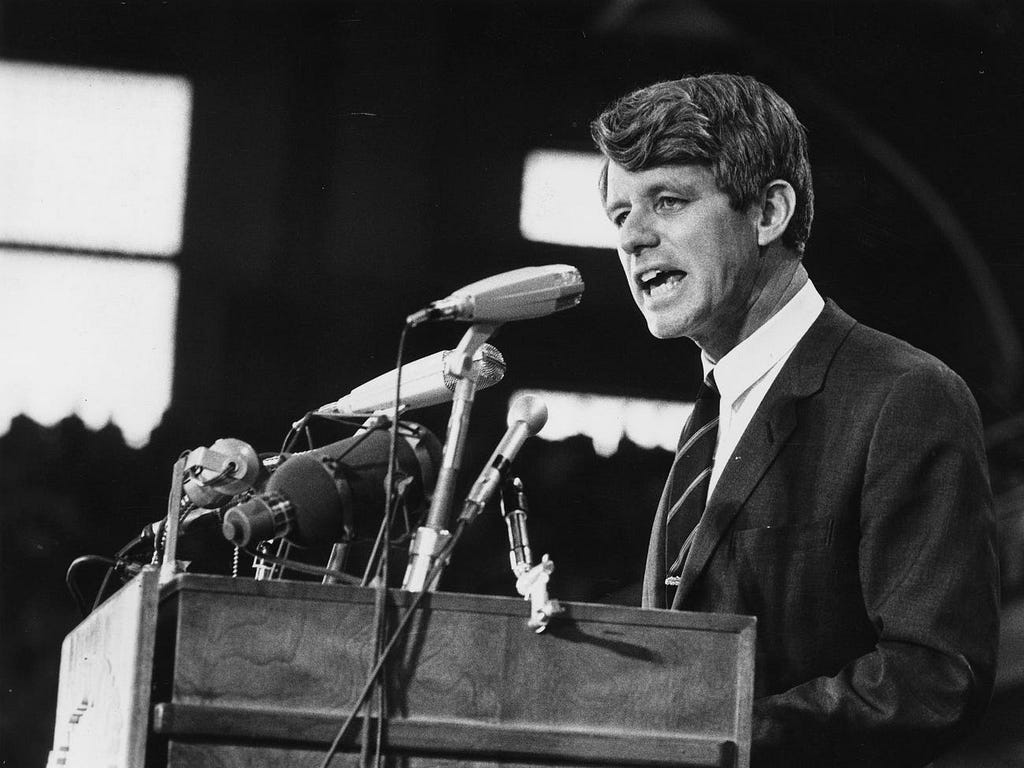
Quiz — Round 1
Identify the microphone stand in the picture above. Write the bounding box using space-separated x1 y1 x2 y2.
402 322 499 591
158 453 189 586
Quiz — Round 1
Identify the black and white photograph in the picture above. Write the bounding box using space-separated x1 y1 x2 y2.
1 1 1022 766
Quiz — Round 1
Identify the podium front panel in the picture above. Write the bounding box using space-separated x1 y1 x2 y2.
149 575 754 767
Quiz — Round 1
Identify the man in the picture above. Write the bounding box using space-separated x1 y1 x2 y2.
591 74 999 767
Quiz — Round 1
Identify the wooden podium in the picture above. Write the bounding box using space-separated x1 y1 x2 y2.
50 568 755 767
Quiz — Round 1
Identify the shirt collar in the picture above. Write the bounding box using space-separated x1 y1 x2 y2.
701 280 825 404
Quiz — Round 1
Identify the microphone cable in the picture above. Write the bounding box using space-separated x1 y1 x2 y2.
360 319 410 768
317 516 468 768
64 554 118 618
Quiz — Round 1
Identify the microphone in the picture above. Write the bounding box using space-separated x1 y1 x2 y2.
321 343 506 415
183 438 264 508
460 394 548 523
406 264 584 326
141 508 223 542
221 423 441 549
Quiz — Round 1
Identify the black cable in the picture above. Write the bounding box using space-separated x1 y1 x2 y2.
279 412 391 470
359 478 415 586
360 322 410 587
324 422 388 463
359 582 388 768
280 410 376 457
261 322 413 766
114 534 149 560
90 565 116 613
65 564 88 618
365 321 410 766
68 529 158 618
303 412 381 430
65 555 118 618
278 424 300 456
279 413 311 457
318 519 467 768
360 510 392 587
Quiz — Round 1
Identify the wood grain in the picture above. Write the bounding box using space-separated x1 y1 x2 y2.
149 576 754 767
48 566 160 767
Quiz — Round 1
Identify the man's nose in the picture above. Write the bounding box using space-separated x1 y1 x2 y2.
619 209 658 255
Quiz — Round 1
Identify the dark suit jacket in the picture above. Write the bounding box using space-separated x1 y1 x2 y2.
642 301 999 767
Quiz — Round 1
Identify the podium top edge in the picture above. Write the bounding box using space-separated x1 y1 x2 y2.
158 574 755 634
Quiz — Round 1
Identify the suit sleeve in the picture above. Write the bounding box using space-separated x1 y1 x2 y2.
752 364 1000 767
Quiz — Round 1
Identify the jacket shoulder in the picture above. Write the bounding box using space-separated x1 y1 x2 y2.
824 303 973 396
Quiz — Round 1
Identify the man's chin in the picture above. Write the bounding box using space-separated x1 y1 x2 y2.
645 317 688 340
643 309 692 339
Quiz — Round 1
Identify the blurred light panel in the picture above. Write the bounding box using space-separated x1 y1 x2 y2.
0 249 178 447
519 149 618 249
0 60 192 256
512 389 693 457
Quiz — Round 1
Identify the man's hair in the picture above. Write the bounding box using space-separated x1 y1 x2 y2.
591 73 814 254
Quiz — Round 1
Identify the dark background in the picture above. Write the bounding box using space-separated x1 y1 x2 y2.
2 1 1023 765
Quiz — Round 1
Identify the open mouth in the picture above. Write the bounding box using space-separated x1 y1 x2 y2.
639 268 686 298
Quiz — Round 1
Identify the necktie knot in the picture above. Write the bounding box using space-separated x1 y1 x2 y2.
676 373 720 454
698 370 719 399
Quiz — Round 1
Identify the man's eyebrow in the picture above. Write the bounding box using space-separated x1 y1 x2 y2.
604 180 702 215
650 180 701 197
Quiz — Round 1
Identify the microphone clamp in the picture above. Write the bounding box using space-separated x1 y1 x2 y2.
516 554 563 633
406 297 470 327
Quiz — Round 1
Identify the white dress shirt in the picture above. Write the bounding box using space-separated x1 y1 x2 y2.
701 280 825 501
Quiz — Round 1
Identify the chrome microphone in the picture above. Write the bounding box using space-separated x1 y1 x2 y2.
406 264 584 326
320 343 506 415
460 394 548 523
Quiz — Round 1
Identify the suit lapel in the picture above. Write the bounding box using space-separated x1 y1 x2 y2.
670 301 857 608
642 469 675 607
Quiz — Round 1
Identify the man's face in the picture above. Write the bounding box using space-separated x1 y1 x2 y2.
604 162 763 349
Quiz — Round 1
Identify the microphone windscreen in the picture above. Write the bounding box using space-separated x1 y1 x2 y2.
467 343 506 388
507 393 548 435
265 454 346 545
298 423 442 544
221 423 442 549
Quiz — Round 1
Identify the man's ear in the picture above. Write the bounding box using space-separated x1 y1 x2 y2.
756 180 796 247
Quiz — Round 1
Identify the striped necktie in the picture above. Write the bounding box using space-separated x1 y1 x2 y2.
663 374 720 597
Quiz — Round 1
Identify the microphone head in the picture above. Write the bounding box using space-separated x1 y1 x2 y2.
507 394 548 436
184 437 262 508
408 264 584 326
325 343 507 415
222 454 340 547
441 342 507 392
457 264 584 324
220 422 442 549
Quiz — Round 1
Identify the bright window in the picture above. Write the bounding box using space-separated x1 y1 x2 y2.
0 249 179 447
519 149 618 249
511 389 693 457
0 61 192 254
0 61 192 446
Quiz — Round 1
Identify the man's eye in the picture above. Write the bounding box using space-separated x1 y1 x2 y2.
612 210 629 227
657 196 687 211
